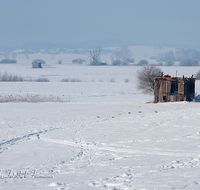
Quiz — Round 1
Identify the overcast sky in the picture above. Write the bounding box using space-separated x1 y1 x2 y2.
1 0 200 47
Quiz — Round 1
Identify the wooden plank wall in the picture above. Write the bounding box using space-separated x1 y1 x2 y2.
154 77 195 103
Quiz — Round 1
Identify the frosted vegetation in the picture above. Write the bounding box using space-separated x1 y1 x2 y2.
156 49 200 66
0 72 50 82
0 94 63 103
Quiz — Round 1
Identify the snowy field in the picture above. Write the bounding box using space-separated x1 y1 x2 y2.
1 61 200 190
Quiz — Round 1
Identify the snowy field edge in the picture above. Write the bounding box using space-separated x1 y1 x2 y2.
0 64 200 190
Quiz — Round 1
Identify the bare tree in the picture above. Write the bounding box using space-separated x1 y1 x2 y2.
195 70 200 79
137 65 162 94
89 47 102 65
111 45 133 65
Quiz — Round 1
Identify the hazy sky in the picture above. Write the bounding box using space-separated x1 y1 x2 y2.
1 0 200 47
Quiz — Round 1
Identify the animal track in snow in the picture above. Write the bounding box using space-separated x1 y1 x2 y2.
161 157 200 170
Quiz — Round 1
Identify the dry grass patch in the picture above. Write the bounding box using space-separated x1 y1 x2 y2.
0 94 64 103
61 78 82 82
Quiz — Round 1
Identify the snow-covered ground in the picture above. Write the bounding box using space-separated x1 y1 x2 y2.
1 61 200 189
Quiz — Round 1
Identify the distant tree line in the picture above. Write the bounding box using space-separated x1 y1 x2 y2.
156 49 200 62
179 58 199 66
156 51 175 62
0 59 17 64
88 45 134 66
156 49 200 66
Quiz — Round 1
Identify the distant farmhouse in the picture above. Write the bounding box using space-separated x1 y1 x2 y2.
98 59 107 66
32 60 42 68
154 72 196 103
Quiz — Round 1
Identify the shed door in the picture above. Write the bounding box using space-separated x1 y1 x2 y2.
171 81 178 95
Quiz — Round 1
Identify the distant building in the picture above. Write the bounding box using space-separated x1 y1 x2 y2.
98 59 107 66
154 72 196 103
32 61 42 68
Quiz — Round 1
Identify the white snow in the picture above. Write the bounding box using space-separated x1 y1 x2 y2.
0 57 200 189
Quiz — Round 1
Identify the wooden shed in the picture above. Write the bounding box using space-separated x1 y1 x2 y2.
32 61 42 68
154 73 196 103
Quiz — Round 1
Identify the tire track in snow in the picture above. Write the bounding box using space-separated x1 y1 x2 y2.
41 137 198 157
0 127 61 153
118 131 200 144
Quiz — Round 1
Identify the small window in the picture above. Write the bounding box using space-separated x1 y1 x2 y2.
163 96 166 101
